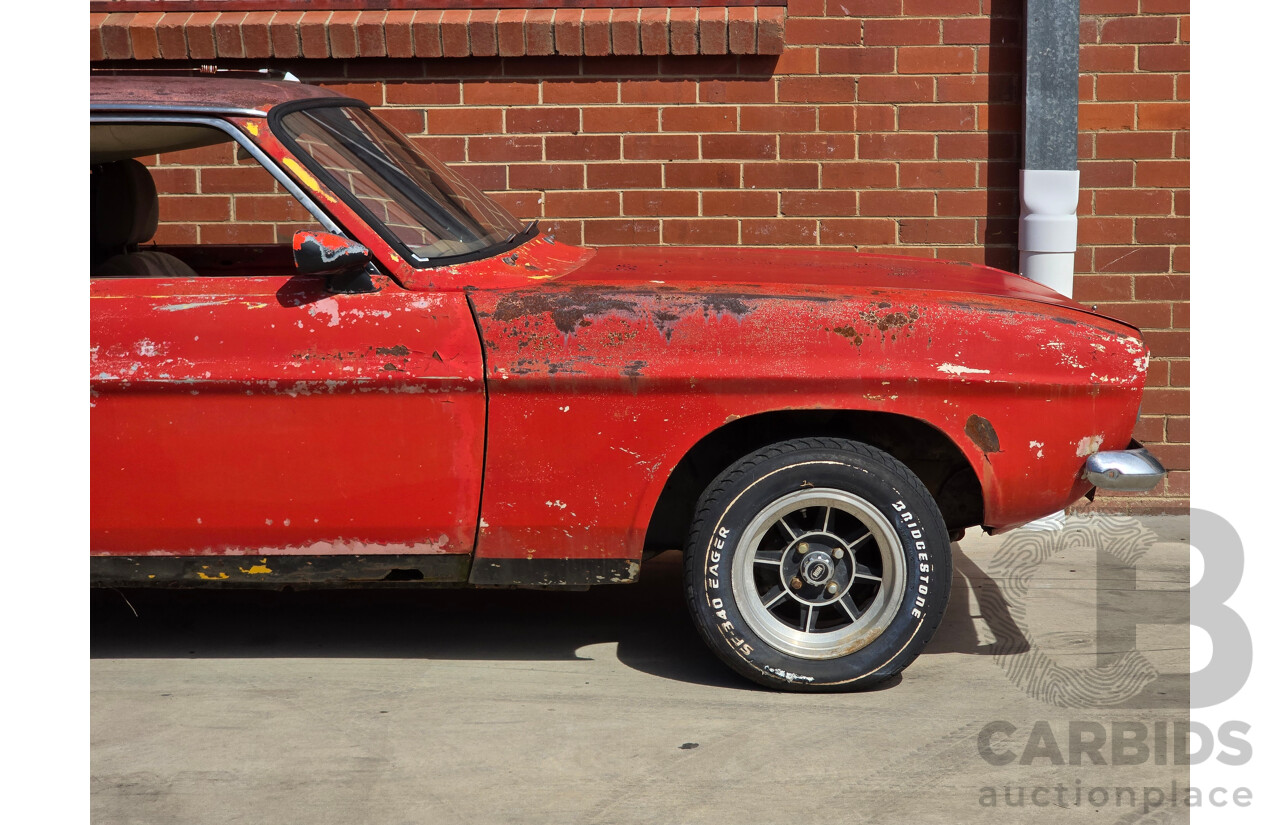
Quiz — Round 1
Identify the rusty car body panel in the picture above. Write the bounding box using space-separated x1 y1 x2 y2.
90 76 1153 588
467 244 1147 575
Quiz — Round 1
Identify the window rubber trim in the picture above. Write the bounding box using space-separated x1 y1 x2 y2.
267 97 533 270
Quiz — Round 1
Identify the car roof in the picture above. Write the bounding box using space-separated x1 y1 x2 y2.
90 75 344 116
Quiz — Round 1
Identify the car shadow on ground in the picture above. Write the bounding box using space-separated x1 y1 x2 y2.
924 544 1031 656
91 546 1021 689
91 551 752 689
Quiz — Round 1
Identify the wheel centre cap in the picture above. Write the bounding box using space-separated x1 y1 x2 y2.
800 551 835 585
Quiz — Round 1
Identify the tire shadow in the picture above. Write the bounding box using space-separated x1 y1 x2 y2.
923 541 1031 655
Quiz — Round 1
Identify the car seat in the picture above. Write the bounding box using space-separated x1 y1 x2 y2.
91 159 199 278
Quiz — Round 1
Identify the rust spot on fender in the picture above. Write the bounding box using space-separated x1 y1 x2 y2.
376 345 410 357
860 306 920 334
831 325 864 346
490 290 639 336
487 287 753 339
964 414 1001 454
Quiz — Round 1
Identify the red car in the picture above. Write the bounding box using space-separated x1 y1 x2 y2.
90 73 1164 691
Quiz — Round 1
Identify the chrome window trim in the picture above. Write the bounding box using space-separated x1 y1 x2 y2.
91 104 270 118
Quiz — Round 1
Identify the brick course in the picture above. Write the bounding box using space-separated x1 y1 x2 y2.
92 2 1189 512
94 7 788 59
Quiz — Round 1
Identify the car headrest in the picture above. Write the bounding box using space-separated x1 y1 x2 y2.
91 159 160 249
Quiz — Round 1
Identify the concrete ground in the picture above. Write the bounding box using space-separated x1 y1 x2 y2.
92 515 1190 825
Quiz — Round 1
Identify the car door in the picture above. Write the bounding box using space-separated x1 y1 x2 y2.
90 118 485 575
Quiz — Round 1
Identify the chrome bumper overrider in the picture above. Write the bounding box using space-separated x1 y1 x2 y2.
1083 445 1167 492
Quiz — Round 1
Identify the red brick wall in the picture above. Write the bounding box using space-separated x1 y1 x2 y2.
144 141 320 245
1075 0 1189 510
92 0 1189 512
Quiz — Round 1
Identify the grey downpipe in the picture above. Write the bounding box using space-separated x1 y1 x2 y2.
1020 0 1080 297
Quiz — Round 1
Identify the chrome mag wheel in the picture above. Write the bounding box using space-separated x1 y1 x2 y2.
731 488 906 660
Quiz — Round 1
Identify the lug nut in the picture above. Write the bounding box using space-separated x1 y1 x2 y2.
833 548 844 560
797 543 810 555
790 577 804 591
826 582 839 595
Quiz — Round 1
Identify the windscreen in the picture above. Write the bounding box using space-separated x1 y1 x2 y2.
278 105 524 262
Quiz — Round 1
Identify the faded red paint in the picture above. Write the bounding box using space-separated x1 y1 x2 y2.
292 229 345 253
91 76 1154 583
91 274 486 557
465 246 1146 564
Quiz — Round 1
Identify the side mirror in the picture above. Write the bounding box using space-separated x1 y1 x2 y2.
292 230 377 294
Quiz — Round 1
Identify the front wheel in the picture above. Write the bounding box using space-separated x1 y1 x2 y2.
683 437 951 691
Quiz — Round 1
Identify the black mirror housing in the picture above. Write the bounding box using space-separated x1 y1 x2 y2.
292 230 377 294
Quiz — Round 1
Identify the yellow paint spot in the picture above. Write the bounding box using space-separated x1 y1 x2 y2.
244 302 269 310
147 574 156 579
389 251 402 263
245 121 259 136
282 157 338 204
196 572 229 580
282 157 317 188
239 564 273 575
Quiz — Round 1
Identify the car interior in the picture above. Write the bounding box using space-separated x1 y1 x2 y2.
90 122 318 279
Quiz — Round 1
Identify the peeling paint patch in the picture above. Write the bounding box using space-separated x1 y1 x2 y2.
1076 434 1104 457
308 298 341 327
546 500 567 509
1029 440 1045 459
1042 340 1086 369
155 300 231 312
938 363 990 376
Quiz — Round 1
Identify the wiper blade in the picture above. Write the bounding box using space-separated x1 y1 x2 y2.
506 219 539 244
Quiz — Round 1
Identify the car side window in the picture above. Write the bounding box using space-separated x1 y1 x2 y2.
90 121 324 279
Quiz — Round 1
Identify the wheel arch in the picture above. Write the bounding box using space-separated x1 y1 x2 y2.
643 409 983 555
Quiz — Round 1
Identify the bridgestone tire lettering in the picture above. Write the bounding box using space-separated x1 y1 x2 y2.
683 437 952 691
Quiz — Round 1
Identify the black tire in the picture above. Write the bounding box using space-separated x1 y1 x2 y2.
683 437 951 691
